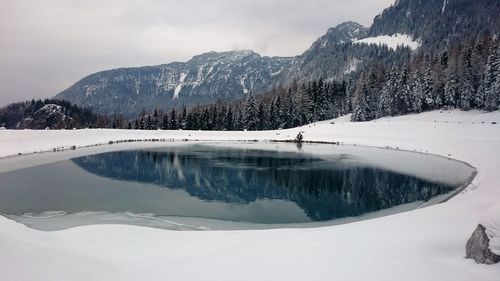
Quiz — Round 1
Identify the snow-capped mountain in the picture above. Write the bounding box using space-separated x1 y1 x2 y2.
279 21 410 84
286 0 500 84
54 22 385 117
309 22 368 50
55 51 295 117
54 0 499 117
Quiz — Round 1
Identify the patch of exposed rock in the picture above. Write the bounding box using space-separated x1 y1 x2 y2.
466 224 500 264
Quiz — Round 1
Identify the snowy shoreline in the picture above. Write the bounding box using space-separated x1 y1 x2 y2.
1 109 499 280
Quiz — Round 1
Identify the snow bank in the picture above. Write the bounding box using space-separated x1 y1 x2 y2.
354 33 421 50
0 109 499 281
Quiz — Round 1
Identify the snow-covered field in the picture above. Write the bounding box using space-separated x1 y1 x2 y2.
0 109 499 281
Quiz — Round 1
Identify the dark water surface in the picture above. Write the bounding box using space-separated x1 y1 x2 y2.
0 144 474 225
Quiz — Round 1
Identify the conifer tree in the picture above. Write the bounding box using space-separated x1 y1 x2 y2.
284 89 297 128
490 73 500 111
243 92 258 130
422 57 435 110
210 106 218 130
365 71 380 119
410 69 423 113
201 109 210 130
459 47 475 110
378 66 397 117
180 107 187 129
257 103 266 130
234 109 244 130
170 109 177 130
444 69 458 107
139 117 145 130
351 75 369 122
299 85 313 124
480 45 500 111
268 100 277 130
224 107 234 131
274 96 284 129
162 114 169 130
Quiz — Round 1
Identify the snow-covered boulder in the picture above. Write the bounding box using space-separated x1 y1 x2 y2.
466 225 500 264
466 205 500 264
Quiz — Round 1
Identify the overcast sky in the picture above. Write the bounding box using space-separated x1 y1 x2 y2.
0 0 394 106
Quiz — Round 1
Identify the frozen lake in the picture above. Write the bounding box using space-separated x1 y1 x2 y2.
0 142 476 230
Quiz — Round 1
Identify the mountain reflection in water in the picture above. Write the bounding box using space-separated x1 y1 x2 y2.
72 146 454 221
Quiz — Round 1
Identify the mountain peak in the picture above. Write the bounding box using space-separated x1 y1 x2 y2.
308 21 368 52
326 21 366 38
55 48 292 117
53 0 500 118
191 50 258 61
326 22 367 41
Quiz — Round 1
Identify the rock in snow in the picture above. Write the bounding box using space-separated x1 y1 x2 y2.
466 225 500 264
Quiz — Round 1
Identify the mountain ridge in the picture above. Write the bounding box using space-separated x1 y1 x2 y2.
54 0 500 117
56 50 297 117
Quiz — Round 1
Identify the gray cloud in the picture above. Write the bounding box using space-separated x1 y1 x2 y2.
0 0 393 106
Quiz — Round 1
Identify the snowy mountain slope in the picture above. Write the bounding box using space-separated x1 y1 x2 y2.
354 33 421 50
0 109 499 280
369 0 500 50
55 51 296 117
53 0 500 118
53 21 386 117
276 21 410 84
308 21 368 50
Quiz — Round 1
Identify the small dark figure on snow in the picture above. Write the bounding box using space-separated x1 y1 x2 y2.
295 132 304 143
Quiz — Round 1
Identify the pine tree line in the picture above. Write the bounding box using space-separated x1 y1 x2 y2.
351 36 500 121
0 99 101 129
123 36 499 131
123 78 350 131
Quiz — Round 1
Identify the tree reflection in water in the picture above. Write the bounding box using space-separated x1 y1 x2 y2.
72 146 454 221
